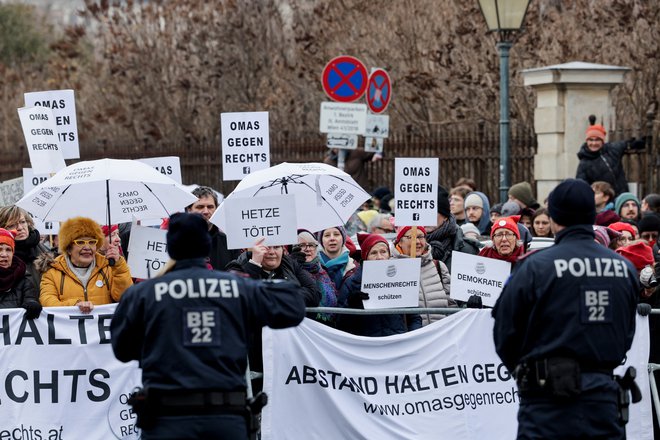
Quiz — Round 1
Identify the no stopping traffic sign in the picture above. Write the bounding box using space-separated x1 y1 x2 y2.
322 56 368 103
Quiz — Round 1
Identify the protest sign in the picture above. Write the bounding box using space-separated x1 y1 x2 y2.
221 112 270 181
361 258 421 309
449 251 511 307
17 106 66 175
127 223 169 278
0 305 142 439
22 168 59 235
24 89 79 159
394 158 438 226
138 156 182 184
0 177 24 206
223 195 297 250
262 312 651 440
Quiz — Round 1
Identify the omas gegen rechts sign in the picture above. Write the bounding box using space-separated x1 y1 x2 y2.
221 112 270 181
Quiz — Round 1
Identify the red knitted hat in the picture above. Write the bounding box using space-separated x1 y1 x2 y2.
357 233 390 261
608 221 636 238
395 226 427 244
490 216 520 240
616 242 654 271
101 224 119 237
586 124 606 142
0 228 16 251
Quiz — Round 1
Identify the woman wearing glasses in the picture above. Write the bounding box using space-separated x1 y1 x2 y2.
479 216 525 263
39 217 133 313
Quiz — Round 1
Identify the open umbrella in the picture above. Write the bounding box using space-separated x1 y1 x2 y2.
16 158 198 226
211 162 370 233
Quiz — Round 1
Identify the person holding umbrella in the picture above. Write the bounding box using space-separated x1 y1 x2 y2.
39 217 133 313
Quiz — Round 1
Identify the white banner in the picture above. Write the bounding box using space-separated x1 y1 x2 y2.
17 107 66 175
221 112 270 181
138 156 182 184
262 312 652 440
0 305 142 439
361 259 421 309
126 223 169 278
449 251 511 307
223 195 297 250
394 158 439 226
24 89 79 159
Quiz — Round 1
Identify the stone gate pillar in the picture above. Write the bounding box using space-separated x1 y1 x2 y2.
521 62 630 202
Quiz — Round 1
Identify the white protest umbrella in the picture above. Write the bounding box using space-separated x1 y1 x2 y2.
16 158 198 226
211 162 370 233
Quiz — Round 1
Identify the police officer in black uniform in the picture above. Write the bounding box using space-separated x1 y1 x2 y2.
492 179 639 440
111 213 306 439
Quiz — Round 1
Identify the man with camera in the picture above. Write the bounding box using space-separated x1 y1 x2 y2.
492 179 640 439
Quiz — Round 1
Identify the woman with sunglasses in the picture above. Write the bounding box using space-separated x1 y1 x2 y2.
39 217 133 313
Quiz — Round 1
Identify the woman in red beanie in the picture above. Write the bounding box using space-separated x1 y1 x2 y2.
479 216 525 263
337 233 422 336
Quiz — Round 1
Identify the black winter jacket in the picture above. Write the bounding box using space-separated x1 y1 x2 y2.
576 141 629 196
0 272 39 310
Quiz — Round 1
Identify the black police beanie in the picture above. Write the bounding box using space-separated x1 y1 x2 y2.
167 213 211 260
638 213 660 234
548 179 596 227
437 185 451 218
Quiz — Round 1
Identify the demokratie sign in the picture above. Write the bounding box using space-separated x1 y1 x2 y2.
262 311 652 440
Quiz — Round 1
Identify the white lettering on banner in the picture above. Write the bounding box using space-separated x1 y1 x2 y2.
0 305 141 439
153 278 239 301
554 257 628 278
261 312 652 439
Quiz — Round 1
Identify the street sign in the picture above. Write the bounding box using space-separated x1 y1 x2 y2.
319 102 367 134
364 137 384 153
327 133 358 150
365 114 389 138
366 68 392 113
322 56 368 103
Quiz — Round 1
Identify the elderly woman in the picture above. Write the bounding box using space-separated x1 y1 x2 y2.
293 230 338 326
0 206 52 290
39 217 133 313
99 224 123 257
0 229 42 319
317 226 358 291
479 216 525 263
391 226 454 325
337 233 422 336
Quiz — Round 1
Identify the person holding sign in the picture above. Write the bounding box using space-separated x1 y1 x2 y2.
0 205 53 289
478 216 526 263
392 226 455 325
337 233 422 336
492 179 639 439
0 228 42 319
39 217 133 313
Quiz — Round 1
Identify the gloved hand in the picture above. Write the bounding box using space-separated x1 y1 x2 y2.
639 265 657 289
289 251 307 265
347 291 369 308
23 301 42 320
628 137 647 150
466 295 483 309
637 303 652 317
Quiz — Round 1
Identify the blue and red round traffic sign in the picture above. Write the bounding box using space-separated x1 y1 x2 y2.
322 56 368 103
366 68 392 113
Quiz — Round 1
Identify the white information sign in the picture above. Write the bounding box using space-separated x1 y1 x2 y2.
24 89 79 159
450 251 511 307
221 111 270 181
17 107 66 175
327 133 358 150
365 114 389 138
319 102 367 134
22 168 59 235
394 157 439 226
364 137 384 153
127 223 168 279
361 258 421 309
138 156 182 184
223 194 297 250
262 313 652 440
